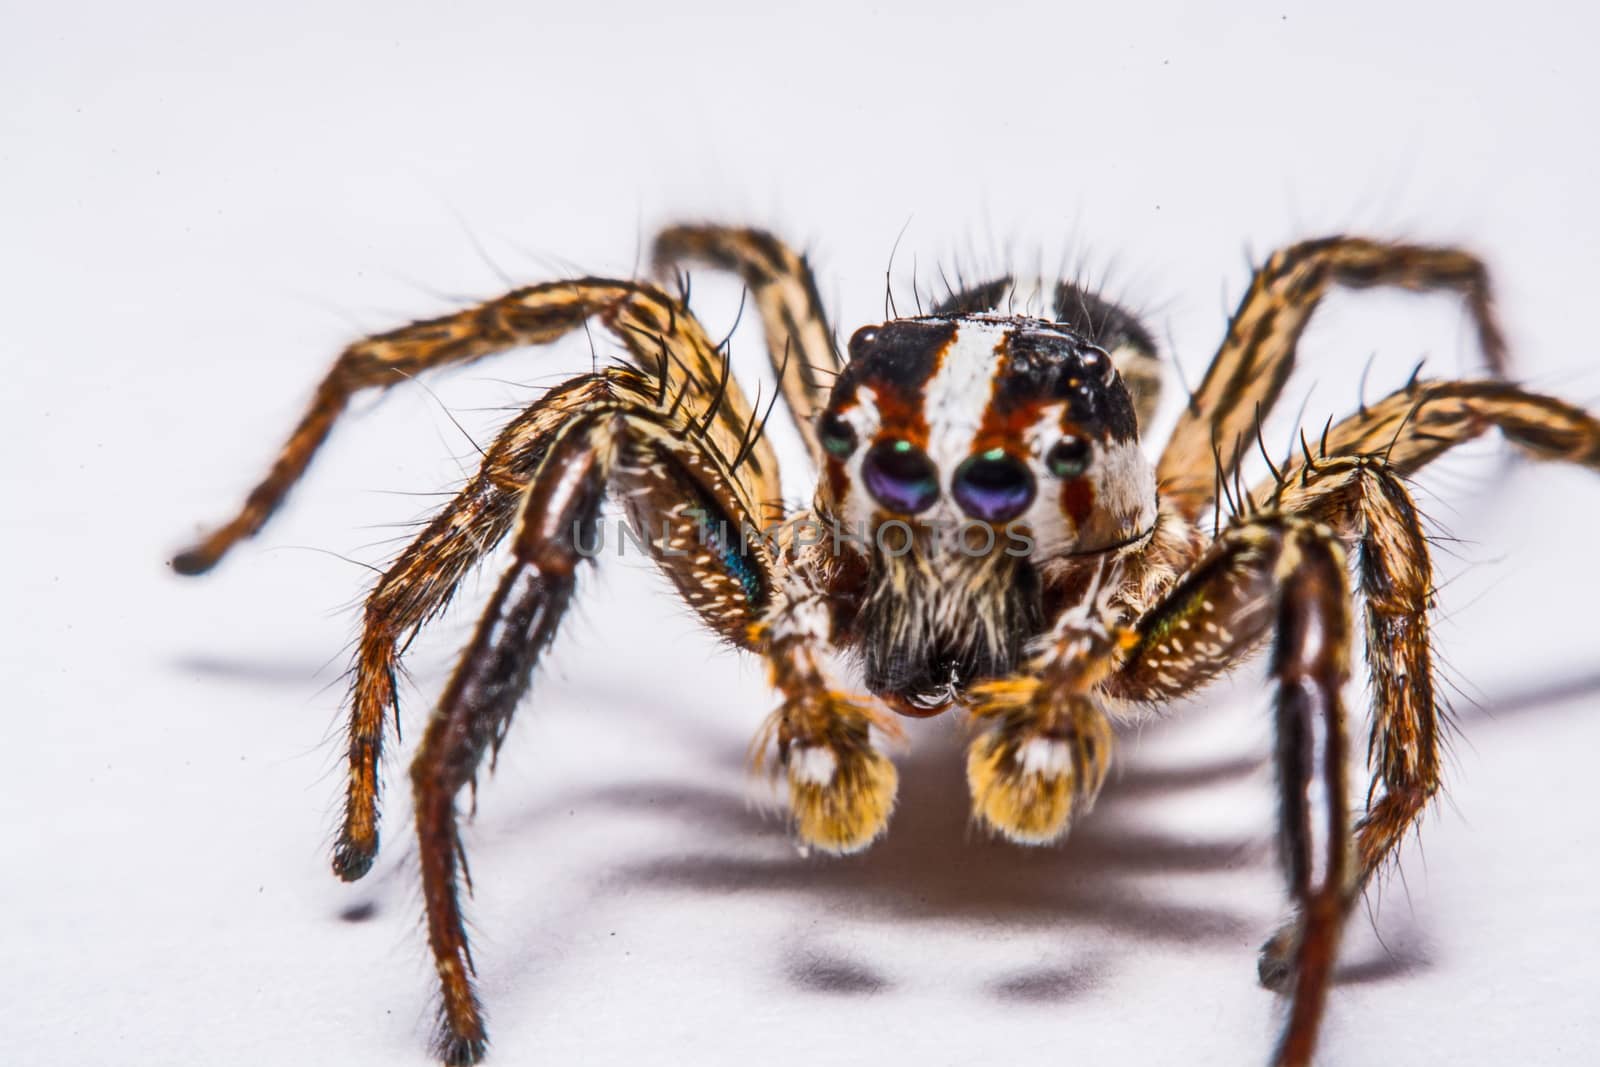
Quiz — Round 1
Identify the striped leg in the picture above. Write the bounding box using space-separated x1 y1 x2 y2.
410 416 614 1065
1255 380 1600 904
653 225 842 463
1118 381 1600 1063
326 284 788 881
407 393 782 1063
335 372 637 880
174 277 777 573
1157 238 1509 517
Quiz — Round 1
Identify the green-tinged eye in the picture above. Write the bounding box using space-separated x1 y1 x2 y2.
1046 436 1091 478
861 438 940 514
818 411 858 457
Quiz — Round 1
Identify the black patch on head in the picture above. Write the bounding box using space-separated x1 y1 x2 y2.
932 276 1013 316
1053 282 1158 357
997 326 1139 442
830 319 956 408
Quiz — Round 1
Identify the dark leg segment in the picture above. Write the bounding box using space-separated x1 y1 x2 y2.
1114 517 1353 1067
334 374 631 880
409 417 615 1064
1264 527 1352 1067
1252 381 1600 914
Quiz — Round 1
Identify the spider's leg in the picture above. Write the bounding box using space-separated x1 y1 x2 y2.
332 281 788 880
1112 516 1354 1067
751 560 901 855
1245 380 1600 974
410 415 614 1066
653 225 842 462
1158 237 1508 517
963 583 1123 845
174 278 775 573
409 395 781 1064
1244 455 1438 994
334 371 638 880
1263 378 1600 489
1122 381 1600 707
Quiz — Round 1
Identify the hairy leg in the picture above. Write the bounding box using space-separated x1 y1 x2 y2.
175 277 778 573
1247 380 1600 968
410 416 614 1064
1265 378 1600 491
1247 458 1438 993
1113 382 1600 1062
1158 237 1508 517
965 580 1125 844
337 346 790 879
653 224 842 463
1113 516 1354 1067
753 560 900 854
334 373 641 879
396 385 784 1060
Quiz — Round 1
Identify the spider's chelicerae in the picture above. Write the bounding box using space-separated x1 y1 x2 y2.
176 225 1600 1065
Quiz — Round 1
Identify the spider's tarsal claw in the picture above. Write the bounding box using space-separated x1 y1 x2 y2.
436 1029 489 1067
171 542 222 576
1257 921 1301 993
172 515 256 575
965 683 1113 846
332 835 377 882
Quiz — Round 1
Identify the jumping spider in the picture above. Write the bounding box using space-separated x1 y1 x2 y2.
175 225 1600 1065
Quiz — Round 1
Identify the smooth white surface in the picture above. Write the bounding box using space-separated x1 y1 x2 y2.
5 3 1600 1063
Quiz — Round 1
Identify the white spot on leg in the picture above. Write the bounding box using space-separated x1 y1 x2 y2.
790 744 839 786
1017 737 1073 778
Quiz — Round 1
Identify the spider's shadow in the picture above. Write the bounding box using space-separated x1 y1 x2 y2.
312 652 1600 1021
461 693 1429 1005
212 646 1600 1002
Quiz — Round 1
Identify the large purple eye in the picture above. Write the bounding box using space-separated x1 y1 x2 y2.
952 449 1036 522
861 439 939 514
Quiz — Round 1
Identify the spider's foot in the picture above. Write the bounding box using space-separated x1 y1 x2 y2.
1257 921 1300 993
965 683 1112 845
775 695 899 855
171 523 240 576
332 830 378 882
432 961 489 1065
435 1029 488 1067
170 546 215 576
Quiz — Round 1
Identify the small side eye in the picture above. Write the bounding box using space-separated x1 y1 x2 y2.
1078 346 1113 383
1046 436 1092 478
818 411 858 457
848 325 879 355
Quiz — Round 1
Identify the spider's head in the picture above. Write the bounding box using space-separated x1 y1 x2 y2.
813 306 1159 703
814 312 1157 563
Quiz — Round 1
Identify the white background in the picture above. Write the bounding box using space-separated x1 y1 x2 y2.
5 2 1599 1064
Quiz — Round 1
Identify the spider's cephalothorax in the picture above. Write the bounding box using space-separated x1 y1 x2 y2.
813 311 1155 708
175 224 1600 1067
